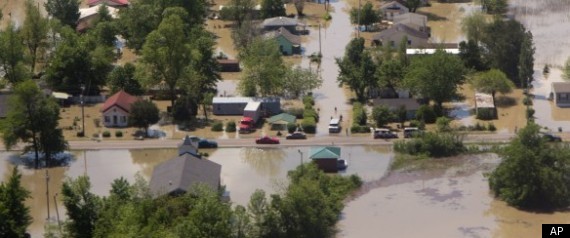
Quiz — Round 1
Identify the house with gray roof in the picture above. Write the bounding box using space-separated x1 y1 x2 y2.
372 23 429 48
149 153 222 197
552 82 570 107
262 16 304 33
265 27 301 55
380 1 409 21
393 12 429 33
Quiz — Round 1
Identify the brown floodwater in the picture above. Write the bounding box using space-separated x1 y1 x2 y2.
338 154 570 237
0 145 392 237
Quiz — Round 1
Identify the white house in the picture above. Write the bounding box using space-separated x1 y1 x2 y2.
380 1 409 21
101 90 140 127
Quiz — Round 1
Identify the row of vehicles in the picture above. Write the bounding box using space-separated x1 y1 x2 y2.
255 131 307 144
373 127 421 139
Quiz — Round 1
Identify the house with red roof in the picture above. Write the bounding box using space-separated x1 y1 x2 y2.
101 90 140 127
87 0 129 7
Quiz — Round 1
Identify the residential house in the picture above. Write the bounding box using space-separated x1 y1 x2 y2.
393 13 428 33
100 90 140 127
77 4 119 32
262 16 303 33
217 59 240 72
213 97 281 116
265 27 301 55
380 1 409 21
371 23 429 48
0 93 10 119
309 146 341 173
87 0 129 7
372 98 421 120
149 152 222 197
552 82 570 107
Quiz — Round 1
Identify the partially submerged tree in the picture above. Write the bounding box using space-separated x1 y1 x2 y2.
336 37 377 102
260 0 286 18
22 0 50 74
107 63 144 95
471 69 514 107
238 37 287 96
372 105 394 127
460 12 488 44
0 24 28 85
129 100 160 136
282 66 322 98
350 2 379 31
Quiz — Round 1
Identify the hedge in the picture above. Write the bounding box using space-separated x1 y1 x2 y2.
102 131 111 138
351 124 371 133
352 102 367 126
302 117 317 134
225 121 236 132
211 121 224 131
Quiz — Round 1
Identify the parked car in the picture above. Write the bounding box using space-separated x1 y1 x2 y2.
337 159 348 170
541 132 562 142
256 136 280 144
329 118 341 133
198 139 218 148
286 132 307 140
403 127 422 138
374 128 398 139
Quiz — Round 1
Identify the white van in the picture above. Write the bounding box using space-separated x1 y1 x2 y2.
329 118 341 133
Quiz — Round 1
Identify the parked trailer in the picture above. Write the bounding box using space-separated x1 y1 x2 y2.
244 101 261 122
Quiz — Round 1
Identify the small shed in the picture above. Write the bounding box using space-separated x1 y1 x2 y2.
217 59 240 72
310 147 341 173
213 97 254 115
267 113 296 130
474 92 496 119
552 82 570 107
372 98 421 120
149 153 221 197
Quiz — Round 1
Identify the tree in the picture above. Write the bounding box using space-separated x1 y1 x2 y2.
336 38 377 102
260 0 286 18
228 0 256 28
238 38 287 96
489 123 570 210
0 167 32 238
403 50 466 114
459 40 488 71
460 12 487 44
45 0 80 28
350 2 379 31
61 176 100 238
518 30 535 89
107 63 144 95
129 100 160 135
141 13 192 108
404 0 421 12
481 0 508 15
471 69 514 107
564 57 570 81
372 106 394 127
376 59 404 98
0 24 28 85
282 66 322 98
117 3 161 51
1 80 67 169
22 0 50 74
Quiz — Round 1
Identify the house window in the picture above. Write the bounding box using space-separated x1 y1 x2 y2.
104 116 110 123
121 116 127 123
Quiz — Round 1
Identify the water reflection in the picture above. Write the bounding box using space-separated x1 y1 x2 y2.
240 148 286 177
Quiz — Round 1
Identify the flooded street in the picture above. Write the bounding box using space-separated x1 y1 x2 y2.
301 1 354 136
338 154 570 237
0 145 392 237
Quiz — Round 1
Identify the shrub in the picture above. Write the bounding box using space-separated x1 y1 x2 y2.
302 95 315 106
415 105 436 124
225 121 236 132
323 11 332 21
211 121 224 131
287 123 297 133
393 132 465 157
352 102 368 126
301 117 317 134
488 123 496 131
285 107 305 119
476 108 496 120
115 131 123 137
372 105 394 127
474 122 485 131
526 108 535 119
351 124 371 133
408 120 425 130
522 96 532 106
102 131 111 138
303 108 319 122
436 117 452 132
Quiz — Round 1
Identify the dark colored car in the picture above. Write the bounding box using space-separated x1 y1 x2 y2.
337 159 348 170
541 132 562 142
374 129 398 139
198 139 218 148
286 132 307 140
256 136 280 144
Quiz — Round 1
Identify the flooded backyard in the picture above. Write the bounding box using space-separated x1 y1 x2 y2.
0 145 392 237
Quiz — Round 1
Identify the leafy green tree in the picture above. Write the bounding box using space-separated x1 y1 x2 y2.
564 57 570 81
239 37 287 96
1 80 67 169
480 19 526 86
0 24 28 85
459 40 488 71
45 0 80 28
231 15 261 50
350 2 379 31
489 123 570 210
117 3 160 51
403 50 466 114
228 0 256 27
129 100 160 135
62 176 100 238
282 66 322 98
460 12 487 44
260 0 286 18
22 0 50 74
336 37 377 102
404 0 421 12
0 167 32 238
415 104 436 124
372 105 394 127
107 63 144 95
518 30 535 89
481 0 507 15
435 116 452 132
376 59 404 98
398 36 409 67
471 69 514 107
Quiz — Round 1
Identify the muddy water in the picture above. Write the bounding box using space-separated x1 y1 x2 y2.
339 154 570 237
0 145 392 237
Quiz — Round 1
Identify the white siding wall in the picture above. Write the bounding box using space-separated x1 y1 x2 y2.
102 106 130 127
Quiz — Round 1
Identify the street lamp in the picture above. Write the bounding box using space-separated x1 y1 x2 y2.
80 84 85 137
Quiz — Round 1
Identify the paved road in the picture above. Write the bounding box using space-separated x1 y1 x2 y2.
0 133 517 151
